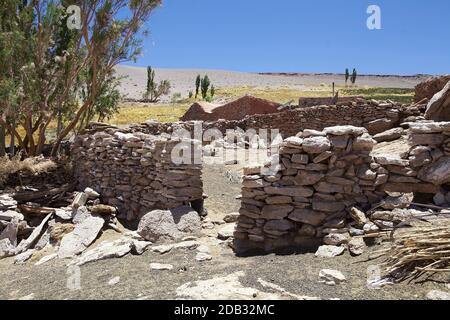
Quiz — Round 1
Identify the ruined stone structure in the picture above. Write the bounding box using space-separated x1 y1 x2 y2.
72 123 203 222
240 99 422 137
180 98 423 138
234 123 450 252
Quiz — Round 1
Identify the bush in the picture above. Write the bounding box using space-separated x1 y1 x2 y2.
171 92 182 103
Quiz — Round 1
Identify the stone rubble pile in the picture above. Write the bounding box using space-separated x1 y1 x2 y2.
0 187 126 262
72 123 204 222
1 186 206 266
234 123 450 252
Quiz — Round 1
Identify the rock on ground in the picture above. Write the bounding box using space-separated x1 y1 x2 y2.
108 276 121 286
319 269 347 286
426 290 450 300
150 263 174 271
217 223 236 240
137 206 201 242
175 271 281 300
58 216 105 259
69 238 133 266
34 253 57 266
348 237 366 256
424 79 450 121
315 245 345 258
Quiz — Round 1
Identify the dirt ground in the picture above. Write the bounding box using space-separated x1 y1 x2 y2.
0 161 449 301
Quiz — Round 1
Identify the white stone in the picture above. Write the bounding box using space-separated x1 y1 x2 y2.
302 136 331 154
72 192 88 209
319 269 347 285
315 245 345 258
0 210 24 222
217 223 236 240
15 213 53 255
348 237 366 256
196 245 211 254
426 290 450 300
34 253 57 266
108 276 121 286
54 207 73 221
69 239 133 266
408 122 450 133
324 126 368 136
196 252 213 262
176 271 281 300
14 249 35 264
137 206 201 242
132 240 152 255
0 238 15 258
150 263 174 271
84 188 100 199
151 244 174 254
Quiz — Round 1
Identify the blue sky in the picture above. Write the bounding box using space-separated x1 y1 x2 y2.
129 0 450 75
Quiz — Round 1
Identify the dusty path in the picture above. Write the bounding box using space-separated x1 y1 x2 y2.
0 162 448 300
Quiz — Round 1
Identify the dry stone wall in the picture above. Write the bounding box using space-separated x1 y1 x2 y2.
234 122 450 253
124 99 423 140
241 99 422 138
72 124 203 222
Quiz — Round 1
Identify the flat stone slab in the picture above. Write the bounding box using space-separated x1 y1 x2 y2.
69 238 133 266
58 216 104 259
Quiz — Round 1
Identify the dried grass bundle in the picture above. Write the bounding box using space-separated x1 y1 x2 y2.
0 155 57 184
379 219 450 282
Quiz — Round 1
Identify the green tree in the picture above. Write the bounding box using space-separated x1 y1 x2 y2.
144 66 171 102
345 68 350 85
351 68 358 85
195 75 201 99
0 0 163 157
145 66 157 101
201 75 210 100
210 85 215 98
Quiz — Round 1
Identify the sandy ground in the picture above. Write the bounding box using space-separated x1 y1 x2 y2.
115 65 428 101
0 160 448 301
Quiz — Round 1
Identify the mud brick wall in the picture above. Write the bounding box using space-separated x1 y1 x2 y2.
71 124 203 222
234 123 450 252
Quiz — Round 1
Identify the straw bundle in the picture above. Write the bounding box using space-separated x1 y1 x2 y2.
379 220 450 282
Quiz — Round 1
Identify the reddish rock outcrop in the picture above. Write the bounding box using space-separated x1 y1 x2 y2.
414 75 450 102
180 95 281 122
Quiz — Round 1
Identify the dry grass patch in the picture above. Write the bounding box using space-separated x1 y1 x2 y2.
108 103 190 125
0 155 57 184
